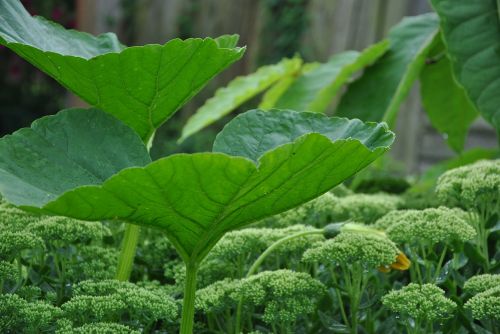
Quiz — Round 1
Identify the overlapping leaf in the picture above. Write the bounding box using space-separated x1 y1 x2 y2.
0 0 244 141
273 40 389 113
420 35 478 153
0 109 394 262
431 0 500 133
179 58 302 142
336 13 439 125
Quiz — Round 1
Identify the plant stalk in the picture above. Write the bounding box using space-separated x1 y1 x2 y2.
234 229 323 333
115 224 141 281
114 132 155 281
180 261 199 334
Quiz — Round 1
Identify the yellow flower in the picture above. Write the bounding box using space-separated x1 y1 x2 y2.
379 252 411 273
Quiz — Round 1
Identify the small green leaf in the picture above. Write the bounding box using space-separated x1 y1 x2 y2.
273 40 389 113
0 109 394 263
420 34 478 153
215 34 240 48
179 58 302 142
0 0 244 141
0 108 151 207
336 13 439 125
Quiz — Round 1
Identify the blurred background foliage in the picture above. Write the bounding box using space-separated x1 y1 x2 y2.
0 0 497 175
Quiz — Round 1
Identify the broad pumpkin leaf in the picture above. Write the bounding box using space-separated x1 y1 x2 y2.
179 58 302 142
431 0 500 133
0 0 245 141
420 34 478 153
0 109 394 263
336 13 439 125
273 40 389 113
0 108 151 207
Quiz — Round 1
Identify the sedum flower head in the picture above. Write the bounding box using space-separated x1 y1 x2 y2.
56 321 140 334
0 293 62 332
382 283 456 322
68 279 178 326
464 274 500 295
196 270 325 325
0 231 44 260
436 159 500 213
464 286 500 321
330 193 402 224
0 205 43 232
302 230 400 269
26 216 111 246
374 207 475 245
238 270 325 325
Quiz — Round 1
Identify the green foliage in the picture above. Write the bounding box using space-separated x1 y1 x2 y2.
420 35 478 153
336 13 439 126
431 0 500 133
464 286 500 321
382 283 456 330
273 41 389 112
0 0 244 141
0 108 393 264
180 57 302 142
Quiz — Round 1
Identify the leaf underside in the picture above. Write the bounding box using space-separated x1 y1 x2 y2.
179 58 302 142
0 0 244 141
431 0 500 133
336 13 439 125
273 40 389 113
0 112 393 265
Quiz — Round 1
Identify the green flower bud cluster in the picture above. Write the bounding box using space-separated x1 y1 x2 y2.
196 270 325 325
464 274 500 321
436 159 499 214
374 207 475 245
62 280 178 328
302 231 399 268
0 293 62 333
382 283 457 322
330 193 402 224
56 320 140 334
26 217 111 247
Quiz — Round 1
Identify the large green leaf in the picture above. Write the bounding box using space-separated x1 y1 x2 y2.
273 40 389 113
179 58 302 142
0 109 394 263
431 0 500 133
0 0 244 141
0 108 151 207
336 13 439 125
420 35 478 153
